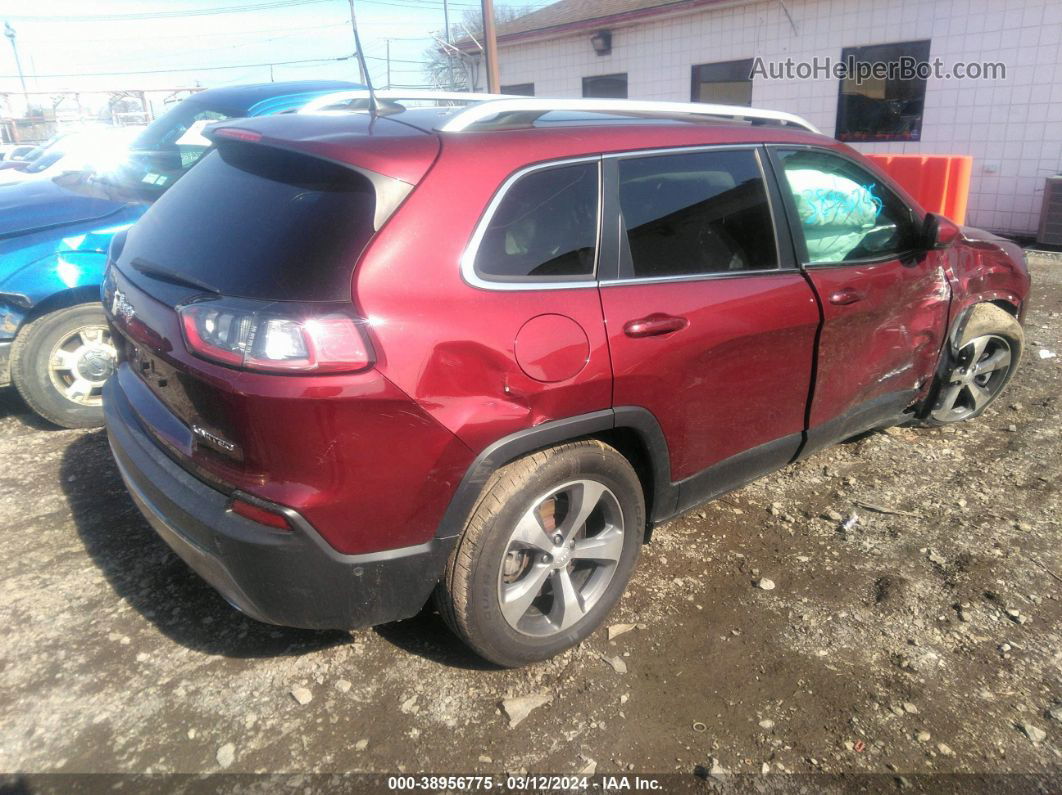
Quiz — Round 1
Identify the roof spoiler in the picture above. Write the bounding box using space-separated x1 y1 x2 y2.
208 125 414 231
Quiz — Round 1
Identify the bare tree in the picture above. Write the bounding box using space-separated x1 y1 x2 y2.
423 5 532 91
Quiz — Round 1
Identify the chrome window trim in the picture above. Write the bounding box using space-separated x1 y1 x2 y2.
605 143 784 282
599 267 802 288
601 142 761 160
460 155 603 292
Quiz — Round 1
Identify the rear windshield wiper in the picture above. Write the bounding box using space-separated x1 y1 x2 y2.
130 259 220 294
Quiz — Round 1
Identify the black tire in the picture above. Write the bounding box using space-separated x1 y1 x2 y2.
436 440 644 667
925 303 1023 426
10 303 114 429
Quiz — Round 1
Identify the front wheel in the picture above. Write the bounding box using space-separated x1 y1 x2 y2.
10 303 116 429
437 440 644 667
928 303 1023 425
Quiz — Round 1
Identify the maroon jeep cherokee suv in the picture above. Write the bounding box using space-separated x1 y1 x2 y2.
101 97 1029 666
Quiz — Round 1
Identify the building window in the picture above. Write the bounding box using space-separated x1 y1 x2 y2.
501 83 534 96
836 40 931 142
582 73 628 99
690 58 754 105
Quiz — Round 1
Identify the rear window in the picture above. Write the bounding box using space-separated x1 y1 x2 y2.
125 142 376 301
473 162 598 281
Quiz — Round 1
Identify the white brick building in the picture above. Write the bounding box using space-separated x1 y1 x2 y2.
467 0 1062 236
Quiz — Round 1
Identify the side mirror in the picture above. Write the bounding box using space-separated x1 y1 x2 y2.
923 212 960 249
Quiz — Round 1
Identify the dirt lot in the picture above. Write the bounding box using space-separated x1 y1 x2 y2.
1 254 1060 789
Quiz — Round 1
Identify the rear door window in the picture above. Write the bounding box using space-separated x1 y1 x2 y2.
472 161 599 282
616 148 778 279
122 142 376 301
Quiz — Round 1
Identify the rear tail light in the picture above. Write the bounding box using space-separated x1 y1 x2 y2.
230 497 291 530
178 298 373 373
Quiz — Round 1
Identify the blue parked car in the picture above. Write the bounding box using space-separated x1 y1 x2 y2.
0 80 359 428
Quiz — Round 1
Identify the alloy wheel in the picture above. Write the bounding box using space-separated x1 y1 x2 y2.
931 333 1013 423
497 479 624 637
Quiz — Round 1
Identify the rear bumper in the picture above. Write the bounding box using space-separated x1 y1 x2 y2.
103 375 451 630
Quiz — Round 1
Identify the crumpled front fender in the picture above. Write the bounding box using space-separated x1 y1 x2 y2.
944 227 1031 351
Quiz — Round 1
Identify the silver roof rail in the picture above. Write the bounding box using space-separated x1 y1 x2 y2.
436 97 820 134
299 89 514 114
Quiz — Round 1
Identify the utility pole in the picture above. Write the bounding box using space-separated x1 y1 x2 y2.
481 0 500 93
347 0 367 83
385 39 390 89
442 0 455 90
4 22 29 112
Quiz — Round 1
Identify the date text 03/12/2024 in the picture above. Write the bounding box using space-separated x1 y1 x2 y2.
385 775 663 790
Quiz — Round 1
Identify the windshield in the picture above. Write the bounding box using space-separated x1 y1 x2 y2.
101 98 239 198
131 97 236 151
21 128 143 176
19 131 71 162
25 150 64 173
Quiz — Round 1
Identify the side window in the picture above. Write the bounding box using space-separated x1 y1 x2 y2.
617 149 778 278
473 162 598 281
776 148 919 264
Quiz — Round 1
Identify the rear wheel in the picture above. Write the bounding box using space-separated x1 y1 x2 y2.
10 303 116 429
928 303 1023 425
437 440 644 667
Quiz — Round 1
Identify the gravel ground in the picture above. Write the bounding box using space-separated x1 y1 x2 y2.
0 253 1059 790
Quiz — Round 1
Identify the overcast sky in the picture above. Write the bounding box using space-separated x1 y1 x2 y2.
0 0 546 98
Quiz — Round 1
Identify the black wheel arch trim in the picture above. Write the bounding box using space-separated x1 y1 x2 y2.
948 298 1022 353
434 407 677 541
948 303 979 353
17 286 109 328
916 299 1021 420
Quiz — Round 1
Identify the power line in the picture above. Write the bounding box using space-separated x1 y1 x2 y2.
0 53 356 79
17 20 349 47
359 0 554 8
4 0 549 24
358 0 482 9
365 35 438 41
0 0 548 84
23 23 351 72
363 54 431 65
4 0 334 22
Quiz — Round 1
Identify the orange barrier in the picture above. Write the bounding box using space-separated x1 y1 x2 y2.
866 154 972 225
